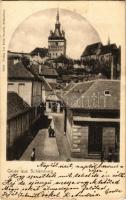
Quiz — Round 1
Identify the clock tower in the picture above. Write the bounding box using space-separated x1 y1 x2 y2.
48 10 66 59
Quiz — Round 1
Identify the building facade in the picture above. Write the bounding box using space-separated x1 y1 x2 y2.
48 10 66 59
7 92 35 160
45 94 63 113
8 61 42 118
63 80 120 161
81 42 121 79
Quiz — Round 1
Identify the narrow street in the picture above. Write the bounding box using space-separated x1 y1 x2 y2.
20 113 99 161
53 114 71 160
20 113 71 161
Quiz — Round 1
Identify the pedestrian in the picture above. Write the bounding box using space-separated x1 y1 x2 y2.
108 148 113 162
31 148 35 161
48 126 52 137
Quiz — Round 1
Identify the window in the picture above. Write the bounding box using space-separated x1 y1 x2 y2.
8 83 14 85
19 83 25 86
49 102 51 108
104 90 111 96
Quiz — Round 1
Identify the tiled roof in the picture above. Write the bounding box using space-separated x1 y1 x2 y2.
63 81 94 106
63 80 120 110
81 42 102 57
7 92 31 120
47 94 60 101
63 82 75 92
40 68 58 76
28 64 52 91
67 80 120 110
81 42 118 57
30 48 48 57
8 55 20 60
8 51 30 57
99 44 117 55
8 61 34 80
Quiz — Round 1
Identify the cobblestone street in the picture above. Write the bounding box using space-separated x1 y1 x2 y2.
20 113 99 161
20 113 70 161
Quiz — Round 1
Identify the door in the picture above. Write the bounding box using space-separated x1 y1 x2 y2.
88 124 102 153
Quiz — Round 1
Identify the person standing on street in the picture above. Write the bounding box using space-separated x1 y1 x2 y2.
31 148 35 161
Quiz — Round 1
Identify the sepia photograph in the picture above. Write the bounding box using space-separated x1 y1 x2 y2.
7 7 121 162
0 1 125 199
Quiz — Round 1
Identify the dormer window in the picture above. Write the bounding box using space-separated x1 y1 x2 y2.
104 90 111 96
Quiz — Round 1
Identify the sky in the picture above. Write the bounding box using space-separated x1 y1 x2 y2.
9 8 101 59
7 1 124 60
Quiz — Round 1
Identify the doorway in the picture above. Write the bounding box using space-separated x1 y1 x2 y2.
88 124 102 153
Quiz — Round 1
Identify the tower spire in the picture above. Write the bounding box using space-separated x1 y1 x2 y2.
56 8 60 24
108 36 110 45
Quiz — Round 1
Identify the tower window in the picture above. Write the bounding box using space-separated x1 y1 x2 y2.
104 90 111 96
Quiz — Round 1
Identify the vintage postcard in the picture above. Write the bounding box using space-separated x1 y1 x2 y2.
0 0 125 199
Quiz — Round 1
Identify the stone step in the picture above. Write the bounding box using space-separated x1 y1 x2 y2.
88 153 101 159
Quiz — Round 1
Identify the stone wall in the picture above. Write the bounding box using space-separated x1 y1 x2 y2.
71 125 89 158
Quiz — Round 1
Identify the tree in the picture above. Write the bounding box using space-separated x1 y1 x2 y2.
21 56 30 67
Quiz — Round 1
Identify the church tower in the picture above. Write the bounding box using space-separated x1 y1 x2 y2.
48 10 66 59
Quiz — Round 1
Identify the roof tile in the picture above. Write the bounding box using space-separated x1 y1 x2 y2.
8 61 34 80
7 92 31 120
63 80 120 110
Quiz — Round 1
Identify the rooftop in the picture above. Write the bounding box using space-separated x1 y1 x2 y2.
46 94 60 101
40 67 58 77
99 44 117 55
28 64 52 91
8 51 30 60
63 81 94 106
81 42 102 57
81 42 119 57
48 10 66 40
8 61 35 80
63 80 120 110
30 47 48 57
7 92 31 120
63 81 75 92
